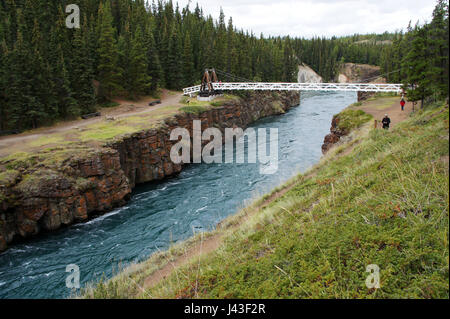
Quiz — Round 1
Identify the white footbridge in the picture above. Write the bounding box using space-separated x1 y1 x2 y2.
183 82 403 96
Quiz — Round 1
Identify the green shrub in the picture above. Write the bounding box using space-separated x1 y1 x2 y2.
211 101 225 107
99 101 120 108
180 105 208 114
335 109 373 133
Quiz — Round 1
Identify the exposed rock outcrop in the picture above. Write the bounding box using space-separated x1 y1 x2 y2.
337 63 385 83
298 63 323 83
321 115 347 154
0 91 300 252
357 91 375 102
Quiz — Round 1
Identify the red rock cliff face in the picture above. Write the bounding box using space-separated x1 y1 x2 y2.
321 115 347 154
0 150 132 251
0 91 299 252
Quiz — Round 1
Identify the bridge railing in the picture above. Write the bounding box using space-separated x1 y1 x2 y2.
183 82 403 95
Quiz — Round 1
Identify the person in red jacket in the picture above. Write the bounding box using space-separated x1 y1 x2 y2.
400 97 406 111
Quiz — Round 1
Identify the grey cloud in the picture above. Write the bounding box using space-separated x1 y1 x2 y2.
176 0 436 37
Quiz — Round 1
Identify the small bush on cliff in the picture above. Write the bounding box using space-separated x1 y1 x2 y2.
180 105 208 115
210 101 225 107
1 152 37 170
0 170 20 187
271 101 285 114
75 178 97 192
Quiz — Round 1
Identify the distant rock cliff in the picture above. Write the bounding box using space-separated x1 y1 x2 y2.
337 63 386 83
337 63 385 83
298 63 323 83
338 63 387 102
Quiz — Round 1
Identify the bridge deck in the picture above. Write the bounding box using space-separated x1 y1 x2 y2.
183 82 403 95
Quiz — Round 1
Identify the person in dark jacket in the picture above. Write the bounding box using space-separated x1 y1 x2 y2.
382 114 391 129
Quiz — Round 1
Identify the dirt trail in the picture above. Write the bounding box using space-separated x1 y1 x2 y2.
358 97 413 128
141 171 314 292
0 90 183 157
142 234 224 290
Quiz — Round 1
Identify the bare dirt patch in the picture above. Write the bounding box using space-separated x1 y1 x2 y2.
0 90 184 157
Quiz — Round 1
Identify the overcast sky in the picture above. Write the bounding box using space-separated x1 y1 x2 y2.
174 0 437 38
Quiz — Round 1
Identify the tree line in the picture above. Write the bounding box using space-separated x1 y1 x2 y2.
380 0 449 105
292 36 384 82
0 0 398 131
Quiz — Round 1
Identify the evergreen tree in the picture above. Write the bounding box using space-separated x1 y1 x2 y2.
158 17 170 87
225 17 234 73
282 38 297 82
428 0 449 99
0 37 8 130
7 12 41 129
51 43 79 118
215 8 226 70
31 17 57 126
403 24 433 107
97 2 122 100
145 25 163 94
182 32 195 87
166 25 183 90
71 18 97 114
118 20 132 95
127 27 152 99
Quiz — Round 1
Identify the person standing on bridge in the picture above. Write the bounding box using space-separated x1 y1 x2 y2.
382 114 391 130
400 97 406 111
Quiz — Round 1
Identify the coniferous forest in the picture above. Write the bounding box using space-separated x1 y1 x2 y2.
0 0 448 131
379 0 449 105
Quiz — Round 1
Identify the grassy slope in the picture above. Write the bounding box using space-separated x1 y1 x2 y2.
332 109 373 134
83 99 449 299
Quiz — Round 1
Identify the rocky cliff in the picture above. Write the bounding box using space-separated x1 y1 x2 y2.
322 108 373 154
298 63 323 83
0 91 299 252
321 115 347 154
337 63 384 83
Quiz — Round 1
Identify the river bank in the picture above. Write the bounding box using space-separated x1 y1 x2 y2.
82 95 449 299
0 91 299 252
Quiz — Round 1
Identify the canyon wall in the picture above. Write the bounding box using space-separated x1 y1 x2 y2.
0 91 300 252
337 63 384 83
321 115 347 154
298 63 323 83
